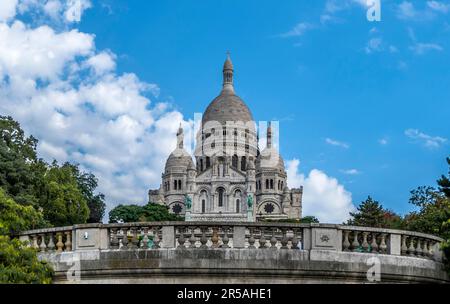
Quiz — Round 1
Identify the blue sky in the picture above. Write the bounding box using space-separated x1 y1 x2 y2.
0 0 449 222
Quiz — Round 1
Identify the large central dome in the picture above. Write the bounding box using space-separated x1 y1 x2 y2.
202 55 253 125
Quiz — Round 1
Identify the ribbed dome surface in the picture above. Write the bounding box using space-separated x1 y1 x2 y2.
202 91 253 125
165 149 194 171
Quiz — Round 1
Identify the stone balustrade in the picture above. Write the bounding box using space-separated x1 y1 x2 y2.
340 226 443 261
18 226 74 253
16 223 444 262
16 223 448 283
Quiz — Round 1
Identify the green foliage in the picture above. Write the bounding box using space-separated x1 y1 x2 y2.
0 116 40 206
0 235 53 284
0 188 45 235
0 189 53 284
437 157 450 198
261 216 320 224
63 163 106 223
1 116 105 226
39 162 90 227
347 196 402 229
300 216 320 224
109 203 183 223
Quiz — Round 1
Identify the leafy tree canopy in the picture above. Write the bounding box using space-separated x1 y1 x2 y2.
109 203 183 223
0 188 53 283
347 196 402 229
0 116 105 226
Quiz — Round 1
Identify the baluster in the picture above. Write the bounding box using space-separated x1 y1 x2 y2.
259 227 267 249
110 228 119 249
222 227 229 248
269 228 277 249
32 235 39 250
248 228 256 249
56 233 64 252
362 232 369 252
38 234 47 252
211 227 219 248
423 240 430 259
342 231 351 252
130 227 139 249
291 229 300 250
280 228 289 249
189 226 197 248
351 231 360 252
416 239 423 256
428 241 435 260
200 227 208 249
408 237 416 256
401 235 408 255
379 233 387 254
177 226 186 249
121 228 129 250
141 227 149 249
152 226 161 249
64 231 72 251
370 233 378 253
47 233 55 252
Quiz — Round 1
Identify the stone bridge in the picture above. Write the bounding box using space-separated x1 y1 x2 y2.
18 222 449 284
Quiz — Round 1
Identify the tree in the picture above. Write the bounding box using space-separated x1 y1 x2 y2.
404 156 450 274
300 216 320 224
1 116 102 227
39 162 90 227
437 157 450 198
109 203 182 223
347 196 402 229
0 188 53 283
0 116 40 207
64 163 106 223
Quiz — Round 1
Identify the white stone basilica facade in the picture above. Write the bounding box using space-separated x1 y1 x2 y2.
149 55 302 222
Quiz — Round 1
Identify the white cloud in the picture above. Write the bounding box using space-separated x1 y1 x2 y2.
286 159 355 223
407 28 443 55
340 169 361 175
325 138 350 149
409 42 443 54
0 0 18 22
378 138 388 145
397 1 417 19
86 51 117 75
365 37 383 54
405 129 447 148
65 0 92 23
427 1 450 13
280 22 313 38
0 1 189 218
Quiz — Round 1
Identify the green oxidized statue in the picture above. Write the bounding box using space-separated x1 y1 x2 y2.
185 195 192 210
247 195 253 209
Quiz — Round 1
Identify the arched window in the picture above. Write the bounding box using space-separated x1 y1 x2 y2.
278 180 281 190
206 157 211 169
232 154 238 168
178 180 182 190
281 181 284 190
174 180 177 190
218 188 225 207
202 200 206 213
270 179 274 189
241 156 246 171
200 159 204 171
236 199 240 213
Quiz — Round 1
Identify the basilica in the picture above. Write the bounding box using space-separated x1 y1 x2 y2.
149 55 302 222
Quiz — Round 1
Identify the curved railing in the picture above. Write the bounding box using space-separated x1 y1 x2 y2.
17 222 445 262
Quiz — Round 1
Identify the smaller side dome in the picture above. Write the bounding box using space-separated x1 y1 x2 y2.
165 124 194 172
